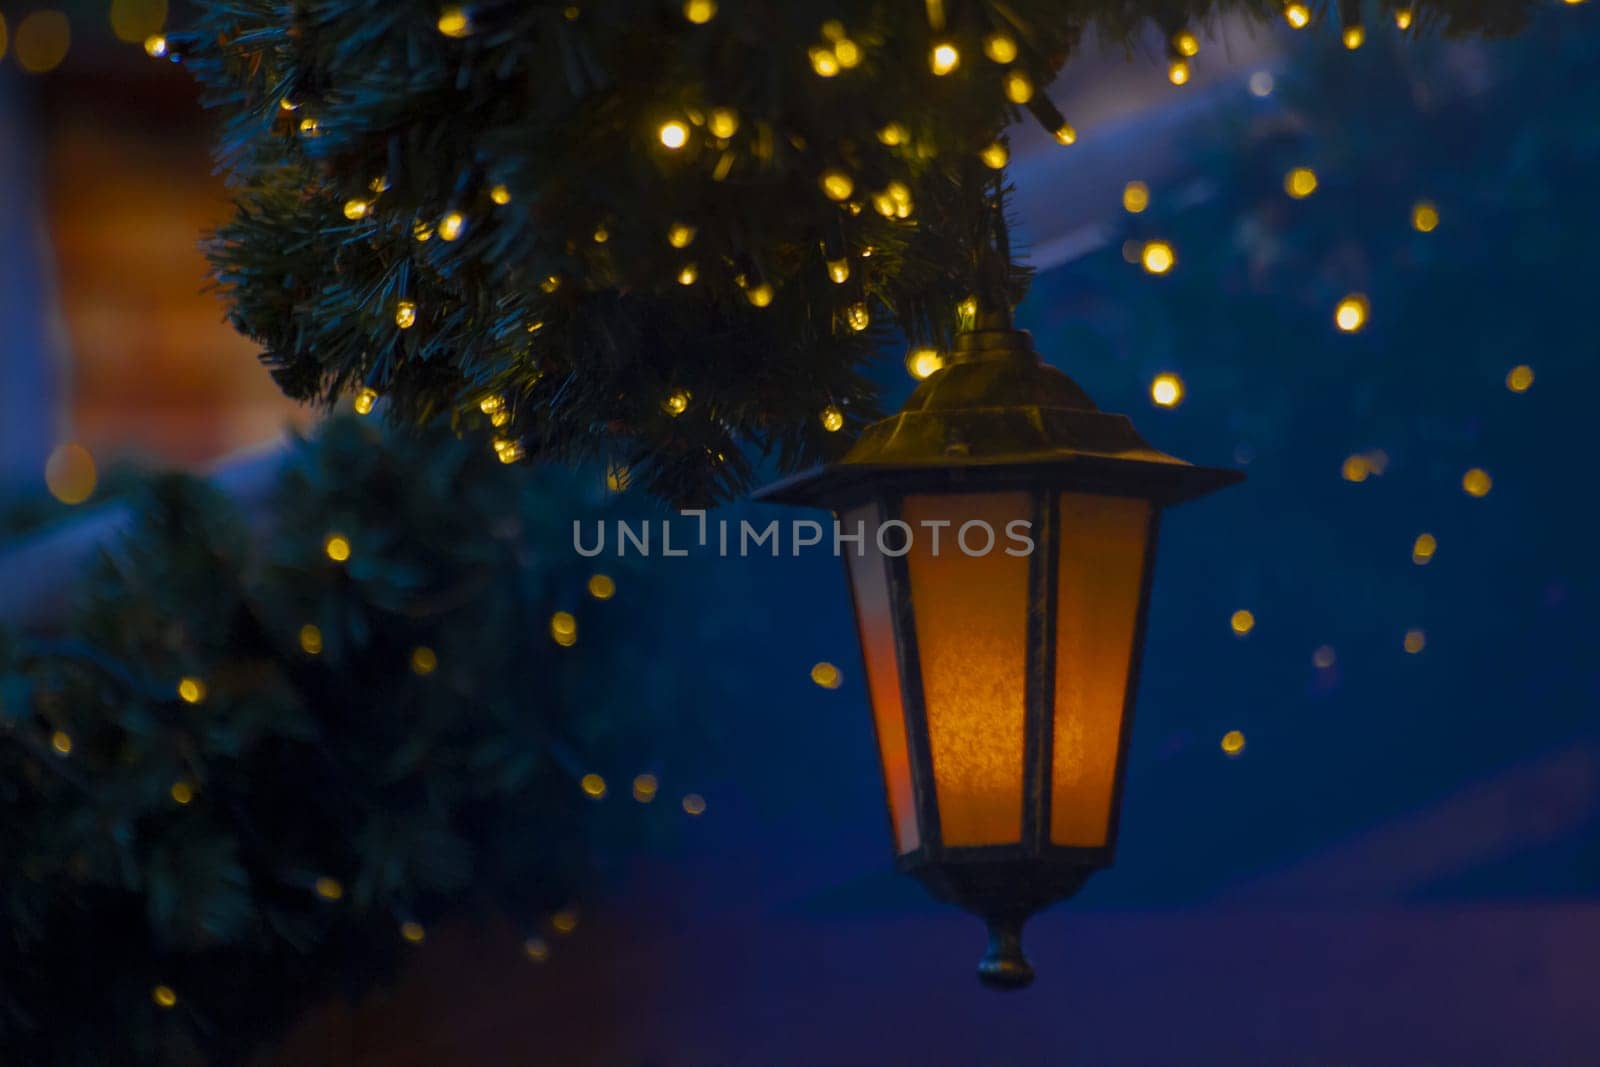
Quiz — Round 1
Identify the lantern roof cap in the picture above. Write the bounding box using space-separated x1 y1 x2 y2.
758 322 1243 508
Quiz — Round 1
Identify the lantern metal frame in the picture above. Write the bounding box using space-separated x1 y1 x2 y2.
757 315 1242 989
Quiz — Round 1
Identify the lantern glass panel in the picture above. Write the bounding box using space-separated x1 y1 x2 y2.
1050 493 1153 847
843 503 920 854
902 491 1033 847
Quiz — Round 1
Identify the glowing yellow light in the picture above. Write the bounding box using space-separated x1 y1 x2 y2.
1412 532 1437 565
98 0 156 47
299 624 324 655
1122 181 1150 214
410 646 438 676
343 199 371 220
663 389 691 416
152 986 178 1009
659 120 689 149
667 222 697 248
177 677 207 705
479 394 506 416
606 464 630 493
490 410 511 428
845 302 870 332
819 169 854 202
353 388 378 415
1284 167 1318 199
1335 294 1369 333
15 11 71 74
871 191 897 218
437 6 472 37
438 212 465 242
1462 468 1492 498
1395 9 1415 29
958 295 979 323
45 443 97 505
1404 629 1426 654
1175 30 1201 57
980 141 1010 169
494 438 525 463
1285 4 1311 29
489 184 512 205
588 574 616 600
540 274 562 294
820 405 845 433
708 107 739 138
1506 365 1534 393
1053 123 1077 146
930 42 959 76
1342 25 1365 50
683 793 708 815
395 302 418 330
551 611 578 647
684 0 716 21
581 773 606 799
51 731 72 756
551 909 579 934
677 263 699 286
810 662 843 689
821 19 845 40
1313 645 1336 669
315 876 344 901
825 259 851 285
1231 610 1256 636
633 773 659 803
983 33 1018 64
400 922 426 944
1150 372 1184 407
299 117 321 137
524 937 551 961
324 534 352 562
1003 70 1034 104
1221 730 1246 757
144 34 168 58
170 781 194 805
1141 241 1176 275
747 283 775 308
1168 59 1191 86
907 349 944 380
1412 201 1440 232
834 38 861 68
877 122 908 146
413 221 433 242
1342 455 1370 483
809 46 840 77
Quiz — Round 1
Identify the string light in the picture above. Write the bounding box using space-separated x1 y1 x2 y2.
479 394 506 415
833 38 862 69
438 212 465 241
820 405 845 432
400 922 426 944
1141 240 1176 275
177 677 207 705
343 199 371 220
658 120 689 149
846 302 870 331
667 222 697 248
1249 71 1275 97
493 438 525 463
152 986 178 1009
877 122 908 146
45 443 97 505
1412 201 1440 232
826 259 850 284
280 97 299 112
413 221 434 242
810 662 843 689
708 107 739 138
1231 610 1256 636
395 301 418 329
144 34 168 58
1284 4 1311 29
1506 365 1535 393
820 169 854 201
1404 629 1427 654
677 263 699 286
171 781 194 805
370 175 391 194
746 283 775 308
907 349 944 380
1462 468 1493 497
299 624 324 655
313 876 344 901
980 141 1010 169
1221 730 1246 757
490 410 511 428
1412 533 1438 565
324 533 352 562
1173 29 1200 57
809 46 841 77
683 793 708 815
1150 372 1184 407
551 909 579 934
581 773 607 798
540 274 562 293
929 42 959 76
1052 122 1077 146
1284 167 1318 199
587 574 616 600
683 0 716 22
1313 645 1337 669
353 388 378 416
437 6 472 37
1004 71 1034 104
983 33 1018 64
1343 25 1366 50
1395 8 1415 29
1168 59 1191 86
551 611 579 647
489 184 512 205
663 389 691 416
410 646 438 676
524 937 551 962
51 732 72 756
1342 454 1371 482
1335 294 1369 333
633 774 659 802
1122 181 1150 214
299 117 321 137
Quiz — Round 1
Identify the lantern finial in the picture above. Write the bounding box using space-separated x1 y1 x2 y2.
978 916 1034 991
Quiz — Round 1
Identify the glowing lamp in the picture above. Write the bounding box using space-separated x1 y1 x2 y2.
757 312 1241 988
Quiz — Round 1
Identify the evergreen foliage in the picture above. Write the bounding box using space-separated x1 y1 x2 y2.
178 0 1535 505
0 418 701 1064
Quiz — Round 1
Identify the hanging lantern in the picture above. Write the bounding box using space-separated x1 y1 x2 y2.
756 313 1241 989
